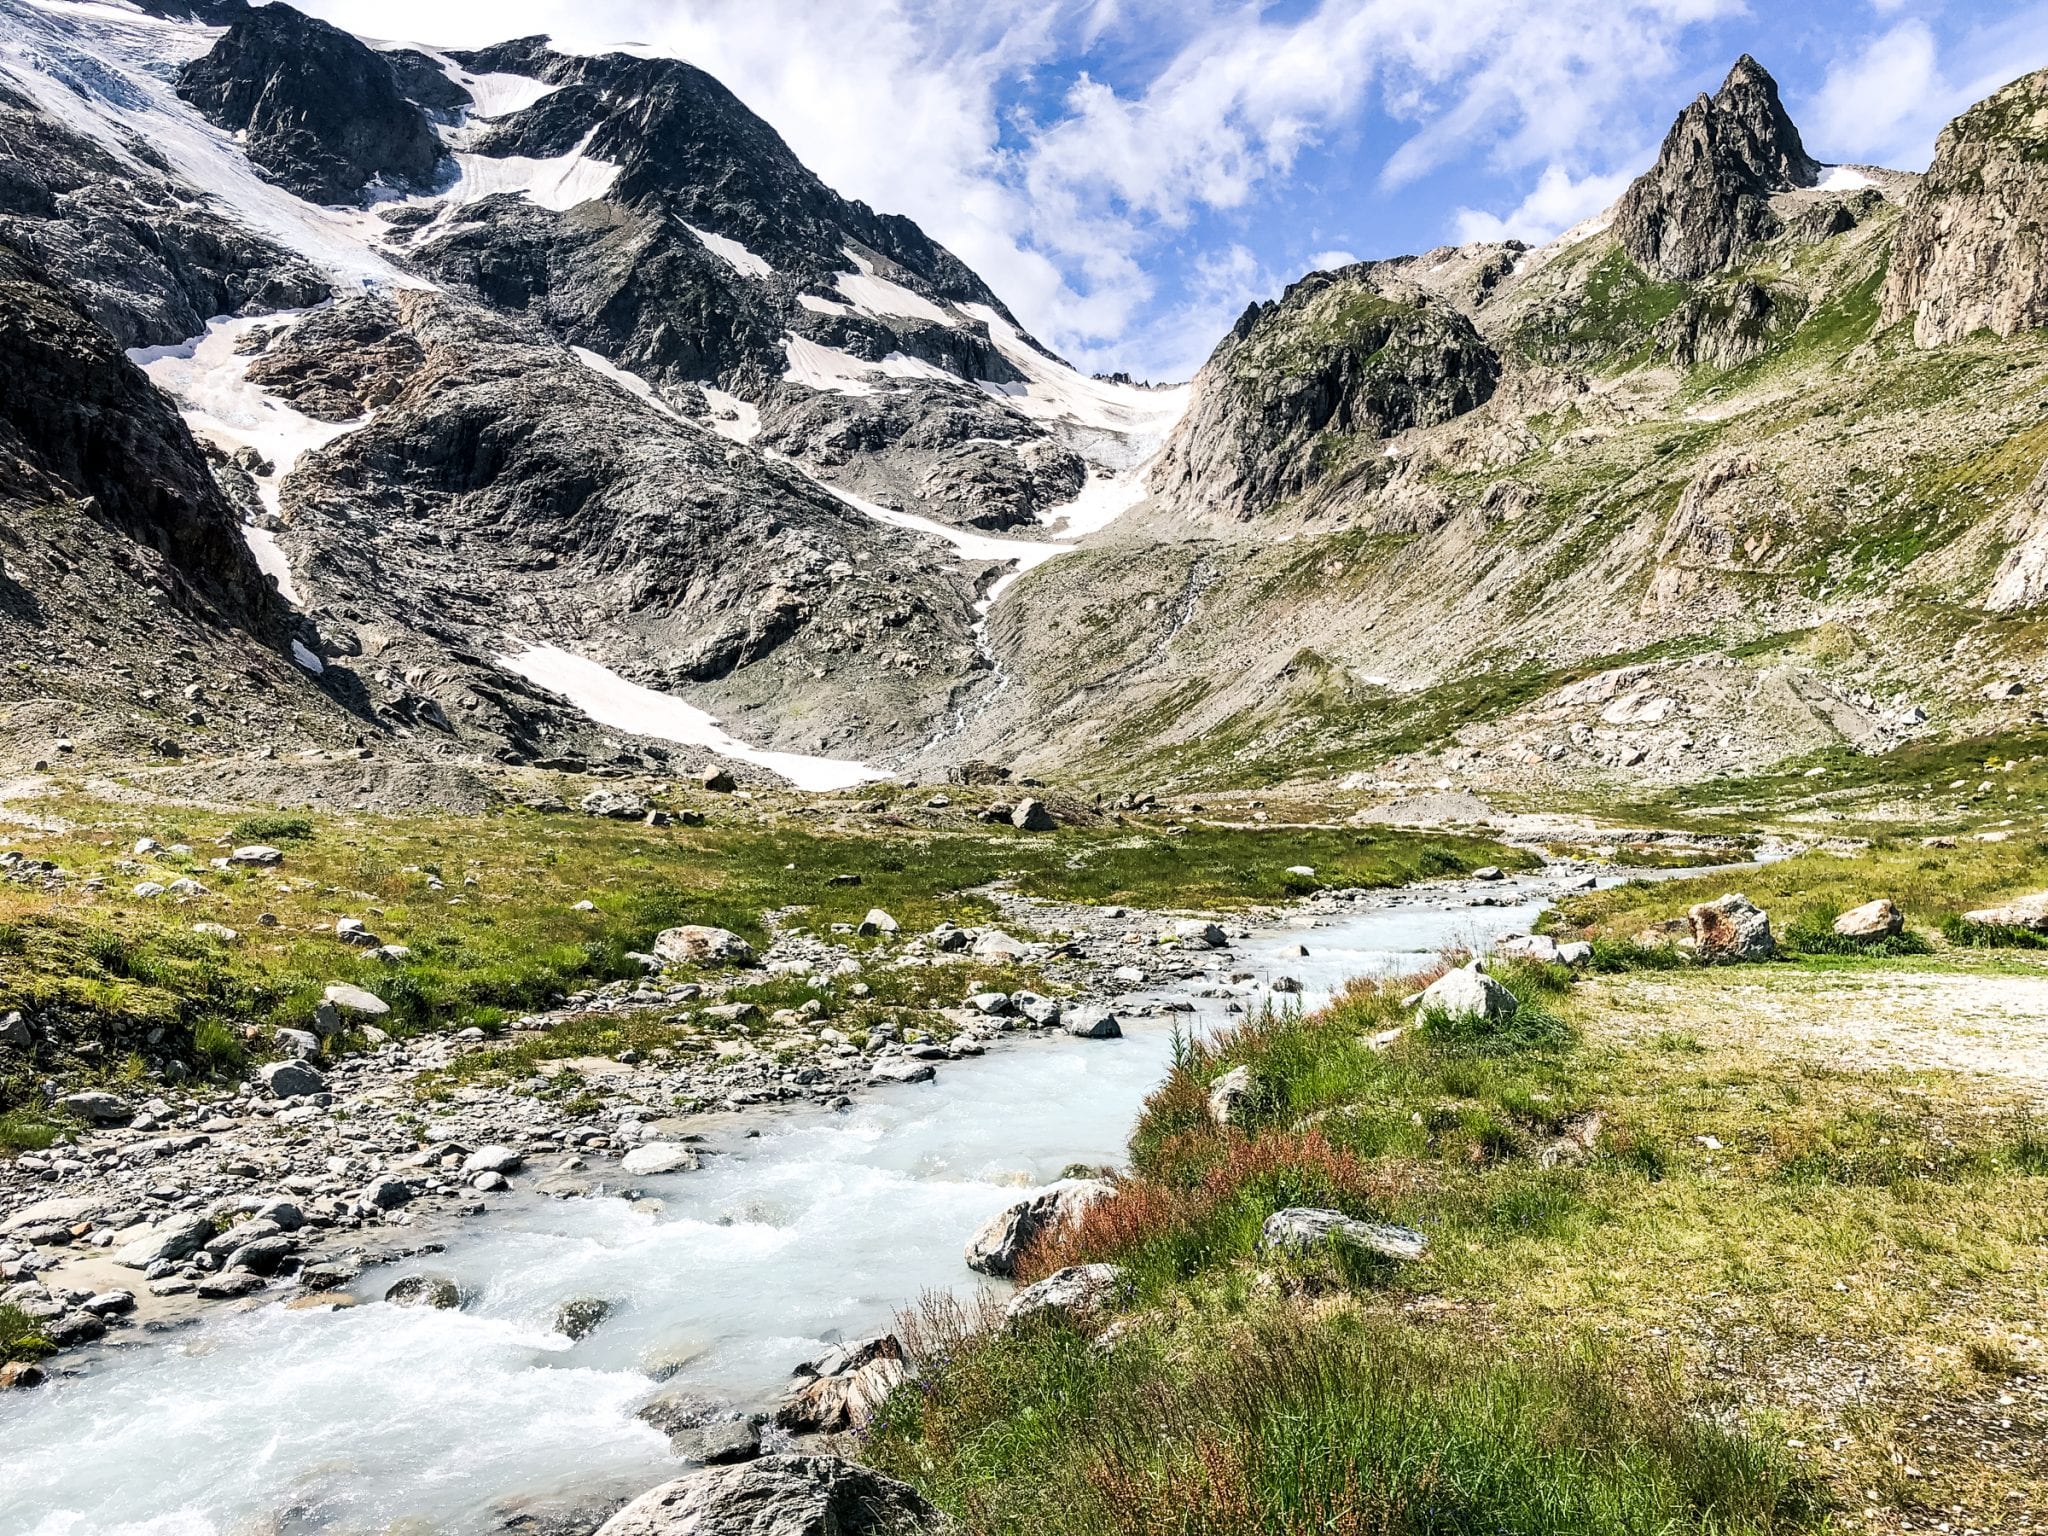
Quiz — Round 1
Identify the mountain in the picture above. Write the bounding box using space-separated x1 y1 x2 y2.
0 13 2044 809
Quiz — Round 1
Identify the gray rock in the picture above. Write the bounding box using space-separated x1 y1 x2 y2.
581 789 649 820
256 1060 327 1099
775 1335 907 1434
621 1142 700 1176
225 1235 295 1275
321 982 390 1017
965 1178 1111 1277
1011 797 1055 831
1011 991 1061 1027
965 991 1014 1016
1062 1006 1122 1040
1833 899 1904 941
1960 891 2048 932
680 1418 762 1466
357 1176 413 1212
1005 1262 1128 1324
594 1454 940 1536
1260 1206 1428 1262
557 1295 615 1340
386 1274 461 1308
1688 892 1774 962
1414 960 1518 1025
1207 1064 1253 1126
1172 919 1227 948
275 1028 322 1060
856 908 899 936
1556 941 1594 968
114 1212 215 1269
229 845 284 865
868 1058 935 1085
653 926 756 966
0 1011 29 1050
57 1090 131 1125
461 1144 524 1175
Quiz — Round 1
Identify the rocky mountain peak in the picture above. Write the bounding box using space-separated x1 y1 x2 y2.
176 4 445 205
1614 55 1819 282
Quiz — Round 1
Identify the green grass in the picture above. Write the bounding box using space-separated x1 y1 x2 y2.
0 795 1527 1108
0 1108 60 1154
0 1303 54 1363
868 1299 1818 1536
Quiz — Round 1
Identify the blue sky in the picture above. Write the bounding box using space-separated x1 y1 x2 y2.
306 0 2048 379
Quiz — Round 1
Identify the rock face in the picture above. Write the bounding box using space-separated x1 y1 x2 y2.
1884 68 2048 347
1688 893 1775 962
1152 265 1498 522
177 4 445 204
0 247 284 637
963 1178 1111 1277
594 1455 941 1536
1614 55 1819 281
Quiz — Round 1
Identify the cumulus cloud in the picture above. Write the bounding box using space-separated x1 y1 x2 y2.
1451 163 1638 245
295 0 1767 375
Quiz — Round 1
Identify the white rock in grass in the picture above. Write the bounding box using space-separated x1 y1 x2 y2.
1413 960 1518 1025
1260 1206 1428 1262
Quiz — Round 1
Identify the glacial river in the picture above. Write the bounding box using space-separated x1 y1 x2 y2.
8 876 1583 1535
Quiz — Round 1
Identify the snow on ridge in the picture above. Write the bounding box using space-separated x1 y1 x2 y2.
443 131 620 212
1817 165 1876 192
687 224 773 280
569 347 679 420
701 387 761 443
499 644 886 792
834 249 954 326
958 302 1188 444
781 334 954 395
797 293 857 318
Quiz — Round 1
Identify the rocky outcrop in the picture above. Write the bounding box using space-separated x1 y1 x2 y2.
1614 56 1819 281
964 1178 1111 1276
177 4 445 205
1151 266 1499 522
242 298 425 421
0 247 282 634
1656 280 1804 369
594 1455 941 1536
1883 67 2048 346
0 79 327 350
1985 462 2048 612
1640 455 1795 616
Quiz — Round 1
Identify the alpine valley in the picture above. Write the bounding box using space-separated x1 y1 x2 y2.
5 7 2048 1536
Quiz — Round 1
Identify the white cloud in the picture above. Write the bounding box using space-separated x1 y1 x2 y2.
299 0 1750 376
1810 20 1940 165
1308 248 1361 270
1451 163 1636 245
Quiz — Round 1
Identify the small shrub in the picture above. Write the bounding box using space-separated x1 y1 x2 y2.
1587 936 1688 972
1783 905 1932 958
191 1017 244 1075
0 1110 60 1154
229 814 315 844
0 922 23 955
1942 914 2048 950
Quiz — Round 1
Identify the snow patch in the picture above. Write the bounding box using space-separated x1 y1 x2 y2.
444 134 620 212
1817 165 1876 192
569 348 679 420
246 526 303 606
781 335 954 395
498 645 885 792
796 293 857 318
686 224 773 280
700 387 761 444
833 250 954 326
803 474 1072 575
1035 469 1150 539
958 303 1188 441
453 70 561 120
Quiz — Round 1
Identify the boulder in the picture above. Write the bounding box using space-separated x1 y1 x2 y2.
357 1175 413 1212
964 1178 1112 1277
622 1142 700 1176
700 766 738 792
114 1212 215 1269
461 1144 524 1176
868 1058 935 1085
57 1090 132 1125
1493 934 1559 964
970 929 1029 961
1414 960 1518 1025
385 1274 461 1309
0 1011 29 1049
581 790 649 820
1004 1262 1128 1324
1556 941 1594 968
681 1419 763 1466
0 1361 47 1391
1171 919 1227 948
856 909 899 937
1062 1006 1122 1040
1959 892 2048 933
1207 1064 1253 1126
1260 1207 1429 1262
556 1296 615 1340
654 926 756 966
321 983 389 1017
1833 899 1904 941
775 1336 907 1434
1688 893 1774 962
1012 992 1061 1027
255 1060 327 1099
224 1235 295 1275
229 845 284 866
1011 797 1056 831
594 1455 939 1536
1472 865 1506 882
